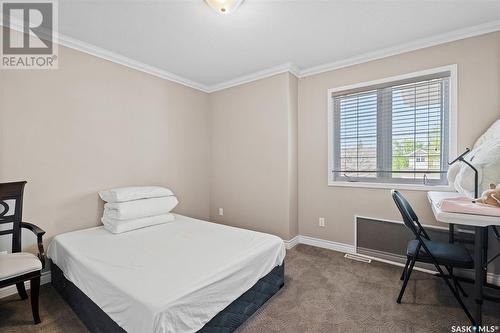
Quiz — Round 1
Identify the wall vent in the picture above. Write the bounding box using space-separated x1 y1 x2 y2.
344 253 372 263
355 216 474 271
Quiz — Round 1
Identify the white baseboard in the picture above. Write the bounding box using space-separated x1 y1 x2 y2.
284 235 300 249
284 235 355 254
285 235 500 287
0 270 52 299
298 235 355 254
489 272 500 286
459 269 500 287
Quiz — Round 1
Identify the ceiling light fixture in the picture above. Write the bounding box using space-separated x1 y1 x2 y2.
204 0 244 14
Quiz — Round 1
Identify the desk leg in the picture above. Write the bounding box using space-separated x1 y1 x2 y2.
474 226 486 326
483 228 488 285
449 224 455 288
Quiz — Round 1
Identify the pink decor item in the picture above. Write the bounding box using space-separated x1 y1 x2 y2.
438 196 500 217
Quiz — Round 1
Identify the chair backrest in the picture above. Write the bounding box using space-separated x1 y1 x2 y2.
391 189 429 240
0 181 27 253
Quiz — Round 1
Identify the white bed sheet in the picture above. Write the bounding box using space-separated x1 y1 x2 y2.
47 214 285 333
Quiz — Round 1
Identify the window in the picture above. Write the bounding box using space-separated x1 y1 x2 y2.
328 66 456 188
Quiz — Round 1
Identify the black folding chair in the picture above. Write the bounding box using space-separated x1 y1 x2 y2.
391 190 476 326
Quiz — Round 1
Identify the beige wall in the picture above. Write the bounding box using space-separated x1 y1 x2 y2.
0 35 210 251
1 28 498 255
208 73 298 240
298 31 500 245
208 32 499 244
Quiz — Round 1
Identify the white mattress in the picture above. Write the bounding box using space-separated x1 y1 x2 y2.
47 214 285 333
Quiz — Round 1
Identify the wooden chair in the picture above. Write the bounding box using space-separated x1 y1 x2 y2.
0 181 45 324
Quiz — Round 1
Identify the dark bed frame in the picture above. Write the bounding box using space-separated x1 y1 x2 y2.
51 261 284 333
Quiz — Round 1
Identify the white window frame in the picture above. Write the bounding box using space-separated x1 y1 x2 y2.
327 65 458 191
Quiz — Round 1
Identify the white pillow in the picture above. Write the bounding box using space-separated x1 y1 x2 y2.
99 186 174 203
102 213 175 234
473 119 500 149
448 118 500 197
103 196 179 220
447 162 461 188
453 139 500 197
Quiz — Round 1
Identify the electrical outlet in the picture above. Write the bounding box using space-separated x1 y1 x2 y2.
218 208 224 216
318 217 326 227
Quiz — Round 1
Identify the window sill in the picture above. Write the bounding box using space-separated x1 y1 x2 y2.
328 181 454 192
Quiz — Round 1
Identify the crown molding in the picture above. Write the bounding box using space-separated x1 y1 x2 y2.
297 19 500 78
2 18 499 93
206 19 500 91
57 33 211 92
205 62 300 93
1 18 211 92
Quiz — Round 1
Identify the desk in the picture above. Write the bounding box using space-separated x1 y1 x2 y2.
428 191 500 326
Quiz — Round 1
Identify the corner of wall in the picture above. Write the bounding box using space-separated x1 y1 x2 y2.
287 73 299 239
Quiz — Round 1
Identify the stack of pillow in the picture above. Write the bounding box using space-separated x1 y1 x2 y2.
99 186 178 234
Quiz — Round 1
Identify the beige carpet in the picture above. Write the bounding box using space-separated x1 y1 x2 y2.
1 244 499 333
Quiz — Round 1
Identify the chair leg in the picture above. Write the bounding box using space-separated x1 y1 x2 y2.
433 264 476 326
452 275 468 298
400 257 411 281
397 257 416 304
16 282 28 300
445 266 468 298
30 276 41 324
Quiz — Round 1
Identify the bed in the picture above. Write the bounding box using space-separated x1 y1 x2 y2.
47 214 285 333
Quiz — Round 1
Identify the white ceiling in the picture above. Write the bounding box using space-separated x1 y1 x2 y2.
58 0 500 90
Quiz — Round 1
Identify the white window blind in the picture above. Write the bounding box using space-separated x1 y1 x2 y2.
331 71 450 186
